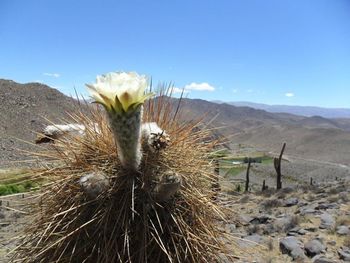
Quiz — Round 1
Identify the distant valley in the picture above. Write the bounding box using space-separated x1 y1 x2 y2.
179 98 350 164
213 100 350 119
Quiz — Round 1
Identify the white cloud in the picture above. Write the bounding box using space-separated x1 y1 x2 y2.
285 92 295 97
232 89 238 93
246 89 253 93
172 87 189 94
184 82 215 91
43 72 61 78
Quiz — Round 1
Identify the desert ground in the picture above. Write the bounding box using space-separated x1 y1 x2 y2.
0 156 350 262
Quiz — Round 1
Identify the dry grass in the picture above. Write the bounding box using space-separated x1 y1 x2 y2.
260 198 283 210
336 215 350 227
11 92 235 262
343 235 350 247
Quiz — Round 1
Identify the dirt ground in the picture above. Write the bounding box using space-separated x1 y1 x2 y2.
0 193 36 262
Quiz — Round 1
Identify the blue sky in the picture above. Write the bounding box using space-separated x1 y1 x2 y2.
0 0 349 108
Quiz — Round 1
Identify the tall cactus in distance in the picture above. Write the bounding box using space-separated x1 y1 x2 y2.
275 142 286 190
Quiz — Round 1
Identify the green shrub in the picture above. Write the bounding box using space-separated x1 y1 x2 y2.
0 183 29 196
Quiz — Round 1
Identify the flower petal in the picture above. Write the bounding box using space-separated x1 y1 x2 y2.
86 71 152 113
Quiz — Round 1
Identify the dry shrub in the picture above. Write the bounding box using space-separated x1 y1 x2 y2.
247 224 262 235
266 238 274 251
336 215 350 227
306 193 317 202
327 195 340 203
283 215 300 232
344 235 350 248
258 188 275 198
12 92 234 262
260 198 282 210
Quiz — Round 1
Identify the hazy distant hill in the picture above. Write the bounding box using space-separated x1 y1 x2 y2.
213 101 350 119
1 79 350 167
176 99 350 164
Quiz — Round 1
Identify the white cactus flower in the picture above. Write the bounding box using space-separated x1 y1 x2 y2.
86 71 155 170
86 72 153 113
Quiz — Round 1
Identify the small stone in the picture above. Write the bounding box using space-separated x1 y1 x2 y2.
287 226 308 236
305 239 326 257
290 247 307 260
274 216 298 233
299 205 318 215
315 203 339 210
336 225 350 235
312 255 337 263
298 229 308 235
280 236 302 253
319 213 335 229
237 214 253 226
289 226 300 232
249 215 271 225
338 247 350 261
284 197 299 207
298 201 308 207
280 236 306 260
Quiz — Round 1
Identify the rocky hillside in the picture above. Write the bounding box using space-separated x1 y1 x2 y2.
1 79 350 167
0 79 81 166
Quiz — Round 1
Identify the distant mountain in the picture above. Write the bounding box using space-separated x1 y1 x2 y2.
213 101 350 119
0 79 82 166
176 99 350 164
1 79 350 167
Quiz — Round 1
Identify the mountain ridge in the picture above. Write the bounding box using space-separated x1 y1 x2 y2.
1 79 350 166
213 100 350 119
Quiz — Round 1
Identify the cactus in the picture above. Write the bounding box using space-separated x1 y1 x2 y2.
275 142 286 190
245 157 251 192
13 72 233 263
